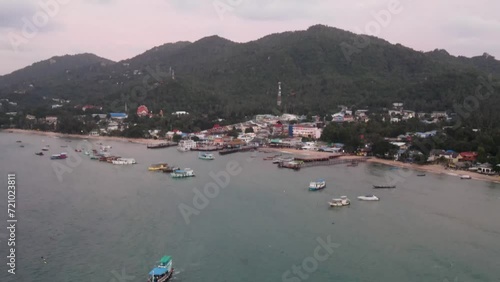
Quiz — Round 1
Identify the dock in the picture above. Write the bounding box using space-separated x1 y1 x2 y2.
146 142 177 149
219 146 257 155
278 157 370 170
191 146 222 152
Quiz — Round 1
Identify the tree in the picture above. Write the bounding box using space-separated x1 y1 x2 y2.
245 127 254 133
172 134 182 143
477 146 487 163
372 140 398 159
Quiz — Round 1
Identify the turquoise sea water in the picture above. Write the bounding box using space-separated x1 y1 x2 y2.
0 132 499 282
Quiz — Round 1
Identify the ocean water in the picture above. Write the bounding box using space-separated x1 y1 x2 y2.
0 132 499 282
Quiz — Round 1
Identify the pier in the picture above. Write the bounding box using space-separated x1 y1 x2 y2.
278 157 370 170
219 146 257 155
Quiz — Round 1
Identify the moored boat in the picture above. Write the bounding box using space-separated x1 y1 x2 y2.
35 152 44 156
309 179 326 191
357 195 380 201
460 175 471 179
329 196 350 207
198 152 214 160
161 166 180 173
51 153 67 160
373 185 396 189
171 168 195 178
112 158 136 165
147 255 173 282
148 163 169 171
417 173 426 177
41 146 49 151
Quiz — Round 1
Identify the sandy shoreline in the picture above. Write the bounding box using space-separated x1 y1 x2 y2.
262 147 500 184
3 129 164 145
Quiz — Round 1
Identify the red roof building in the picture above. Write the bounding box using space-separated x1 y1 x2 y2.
137 105 149 117
459 152 478 162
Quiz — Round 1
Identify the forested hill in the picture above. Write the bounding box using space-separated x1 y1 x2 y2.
0 24 499 121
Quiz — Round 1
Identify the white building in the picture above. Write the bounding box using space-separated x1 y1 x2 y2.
178 140 197 150
292 125 322 139
172 111 189 116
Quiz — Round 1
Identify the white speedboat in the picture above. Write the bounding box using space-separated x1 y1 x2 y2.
357 195 380 201
309 179 326 191
460 175 471 179
171 168 195 178
112 158 136 165
199 152 214 160
329 196 350 207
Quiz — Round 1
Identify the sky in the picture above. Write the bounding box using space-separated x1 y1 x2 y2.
0 0 499 75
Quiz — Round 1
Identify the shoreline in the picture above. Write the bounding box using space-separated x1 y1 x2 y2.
262 147 500 184
3 129 165 145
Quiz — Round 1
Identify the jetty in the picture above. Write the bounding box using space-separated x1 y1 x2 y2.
191 146 222 152
219 146 257 155
146 142 177 149
278 157 370 170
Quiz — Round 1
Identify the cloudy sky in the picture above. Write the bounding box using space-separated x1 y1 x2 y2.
0 0 499 75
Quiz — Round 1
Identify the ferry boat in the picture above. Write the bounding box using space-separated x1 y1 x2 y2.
198 152 214 160
147 255 173 282
357 195 380 201
51 153 67 160
171 168 195 178
112 158 136 165
329 196 350 207
309 179 326 191
148 163 169 171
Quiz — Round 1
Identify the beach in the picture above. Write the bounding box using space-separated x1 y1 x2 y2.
5 129 165 145
262 147 500 184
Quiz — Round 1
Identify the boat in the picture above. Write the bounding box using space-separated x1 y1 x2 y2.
161 166 180 173
373 185 396 189
51 153 67 160
417 173 426 177
198 152 214 160
112 158 136 165
357 195 380 201
60 145 68 148
41 146 50 151
90 155 99 160
148 163 169 171
329 196 350 207
177 146 190 152
35 152 44 156
147 255 173 282
16 140 21 143
309 179 326 191
75 149 82 152
19 145 24 147
171 168 195 178
84 151 90 155
460 175 472 179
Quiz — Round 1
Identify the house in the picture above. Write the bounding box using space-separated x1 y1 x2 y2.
45 116 58 124
25 115 36 120
109 113 128 120
172 111 189 116
89 130 99 136
459 152 478 162
137 105 149 117
477 164 495 175
390 117 401 123
431 112 447 119
51 104 63 109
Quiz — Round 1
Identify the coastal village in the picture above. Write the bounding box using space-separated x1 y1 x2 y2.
6 99 499 180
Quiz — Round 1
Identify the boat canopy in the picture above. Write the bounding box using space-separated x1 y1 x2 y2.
160 256 171 265
149 267 168 276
